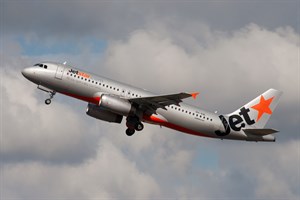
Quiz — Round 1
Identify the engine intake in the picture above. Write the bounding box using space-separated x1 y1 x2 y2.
86 103 123 123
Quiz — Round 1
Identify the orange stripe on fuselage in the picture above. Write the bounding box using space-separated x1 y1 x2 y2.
59 92 212 138
144 115 212 138
60 91 100 105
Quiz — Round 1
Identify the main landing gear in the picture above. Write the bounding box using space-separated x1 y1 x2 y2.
125 116 144 136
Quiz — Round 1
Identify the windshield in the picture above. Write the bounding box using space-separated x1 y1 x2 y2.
34 63 47 69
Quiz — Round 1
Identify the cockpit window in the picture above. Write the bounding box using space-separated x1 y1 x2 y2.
34 63 42 67
34 63 47 69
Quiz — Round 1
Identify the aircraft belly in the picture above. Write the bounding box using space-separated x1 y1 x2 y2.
157 109 215 138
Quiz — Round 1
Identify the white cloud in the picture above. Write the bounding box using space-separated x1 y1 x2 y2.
1 21 299 199
101 24 299 141
1 69 100 163
2 139 160 199
103 24 299 106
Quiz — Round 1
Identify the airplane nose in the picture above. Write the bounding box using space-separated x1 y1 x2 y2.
21 68 30 78
21 67 36 81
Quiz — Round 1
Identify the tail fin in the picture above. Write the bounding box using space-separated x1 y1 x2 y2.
227 89 282 128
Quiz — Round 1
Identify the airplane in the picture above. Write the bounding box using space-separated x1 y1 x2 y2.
22 62 282 142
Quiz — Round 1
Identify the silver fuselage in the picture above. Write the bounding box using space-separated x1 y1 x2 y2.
22 62 276 142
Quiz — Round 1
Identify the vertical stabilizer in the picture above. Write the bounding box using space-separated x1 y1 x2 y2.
227 89 282 128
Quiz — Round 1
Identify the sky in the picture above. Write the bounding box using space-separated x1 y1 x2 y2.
0 0 299 199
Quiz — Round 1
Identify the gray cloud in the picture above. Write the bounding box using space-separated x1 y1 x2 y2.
1 22 299 198
1 1 299 199
2 1 298 40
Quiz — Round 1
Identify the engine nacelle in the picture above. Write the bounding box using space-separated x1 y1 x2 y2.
86 103 123 123
99 94 136 116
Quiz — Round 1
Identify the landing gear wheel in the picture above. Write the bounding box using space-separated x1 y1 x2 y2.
45 99 51 105
135 122 144 131
38 88 56 105
126 128 135 136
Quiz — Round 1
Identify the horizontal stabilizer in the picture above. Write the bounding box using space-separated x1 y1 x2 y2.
243 128 278 136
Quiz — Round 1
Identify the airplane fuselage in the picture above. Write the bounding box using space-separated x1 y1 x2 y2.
22 62 280 142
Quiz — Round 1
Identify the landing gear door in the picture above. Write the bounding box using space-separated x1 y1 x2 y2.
55 65 64 80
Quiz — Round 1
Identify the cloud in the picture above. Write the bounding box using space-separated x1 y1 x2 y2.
102 24 299 139
218 140 300 199
2 139 160 199
1 69 100 164
3 1 299 38
1 2 299 198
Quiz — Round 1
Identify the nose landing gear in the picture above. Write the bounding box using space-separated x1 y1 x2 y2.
45 91 56 105
125 116 144 136
37 85 56 105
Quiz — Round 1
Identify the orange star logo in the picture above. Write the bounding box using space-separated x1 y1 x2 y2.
251 95 274 121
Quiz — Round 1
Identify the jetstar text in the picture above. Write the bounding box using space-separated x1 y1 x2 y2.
68 69 91 78
215 107 255 136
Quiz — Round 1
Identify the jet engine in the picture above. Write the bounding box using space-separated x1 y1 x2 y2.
99 94 136 116
86 103 123 123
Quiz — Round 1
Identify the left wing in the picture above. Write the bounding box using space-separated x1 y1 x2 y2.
129 92 199 113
